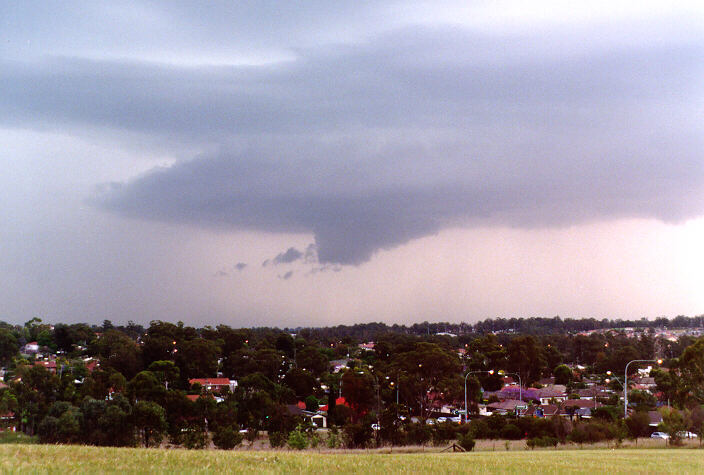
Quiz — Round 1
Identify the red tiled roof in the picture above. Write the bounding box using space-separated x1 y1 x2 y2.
34 361 57 369
85 360 99 372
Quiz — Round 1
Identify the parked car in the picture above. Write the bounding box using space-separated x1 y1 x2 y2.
436 417 448 423
371 423 381 431
676 431 697 439
650 432 669 439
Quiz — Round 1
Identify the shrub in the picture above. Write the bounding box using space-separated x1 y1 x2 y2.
500 423 523 440
458 433 475 452
287 428 309 450
467 419 490 439
213 426 243 450
527 436 558 449
268 431 287 448
326 427 341 448
432 422 457 446
342 422 374 448
309 432 320 448
405 423 432 446
182 426 207 450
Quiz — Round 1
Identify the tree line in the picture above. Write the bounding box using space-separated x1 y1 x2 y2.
0 316 703 449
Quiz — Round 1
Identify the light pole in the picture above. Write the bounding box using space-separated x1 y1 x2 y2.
624 359 662 418
464 370 494 422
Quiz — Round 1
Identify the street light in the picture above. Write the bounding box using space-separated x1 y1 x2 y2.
464 369 494 422
624 359 662 418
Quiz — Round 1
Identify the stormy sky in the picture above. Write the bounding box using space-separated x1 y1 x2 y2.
2 1 703 327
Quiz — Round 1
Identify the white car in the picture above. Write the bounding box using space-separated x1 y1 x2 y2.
650 432 669 439
436 417 448 423
676 431 697 439
371 423 381 431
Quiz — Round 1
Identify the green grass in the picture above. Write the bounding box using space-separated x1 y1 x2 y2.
0 431 37 444
2 445 704 474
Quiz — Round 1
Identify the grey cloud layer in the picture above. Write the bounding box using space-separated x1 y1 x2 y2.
2 27 703 264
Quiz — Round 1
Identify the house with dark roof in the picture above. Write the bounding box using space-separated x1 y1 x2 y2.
648 410 663 427
487 399 527 415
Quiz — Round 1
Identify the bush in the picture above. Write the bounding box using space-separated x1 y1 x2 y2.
458 433 475 452
467 419 490 439
342 422 374 448
568 421 622 445
213 426 243 450
182 426 207 449
287 428 309 450
500 423 523 440
432 422 457 446
405 423 432 446
527 436 558 449
326 427 342 448
268 431 287 449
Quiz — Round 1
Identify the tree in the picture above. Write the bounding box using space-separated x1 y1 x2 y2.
128 371 166 403
305 395 319 412
553 365 572 385
133 401 167 447
0 329 19 365
148 360 180 389
506 336 546 385
659 407 686 445
283 368 318 399
341 371 375 422
390 342 462 419
625 411 651 439
176 338 219 380
91 330 141 379
674 337 704 405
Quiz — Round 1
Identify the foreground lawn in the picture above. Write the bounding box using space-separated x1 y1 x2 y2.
2 445 703 474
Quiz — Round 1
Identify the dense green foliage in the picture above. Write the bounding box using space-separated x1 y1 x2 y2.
1 316 703 449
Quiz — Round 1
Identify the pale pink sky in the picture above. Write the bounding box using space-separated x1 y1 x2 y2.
1 1 702 326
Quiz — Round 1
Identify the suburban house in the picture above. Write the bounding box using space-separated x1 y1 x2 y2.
537 388 567 405
524 404 559 417
648 410 663 427
189 378 237 393
34 360 57 373
0 412 16 432
486 399 526 415
286 404 328 428
21 342 39 354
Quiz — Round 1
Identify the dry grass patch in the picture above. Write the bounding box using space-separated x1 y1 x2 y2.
2 444 704 474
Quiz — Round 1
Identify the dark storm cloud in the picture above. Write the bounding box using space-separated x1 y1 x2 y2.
273 248 304 265
235 262 247 271
3 27 702 264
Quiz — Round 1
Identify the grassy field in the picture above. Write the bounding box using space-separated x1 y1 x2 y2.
2 444 703 474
